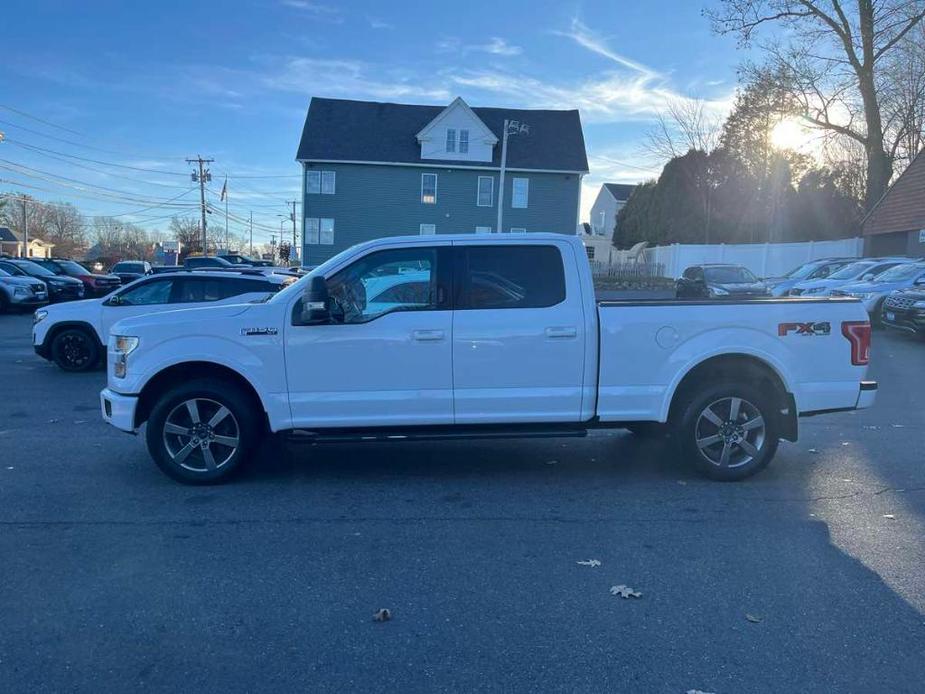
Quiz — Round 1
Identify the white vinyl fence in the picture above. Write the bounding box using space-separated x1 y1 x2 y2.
638 238 863 278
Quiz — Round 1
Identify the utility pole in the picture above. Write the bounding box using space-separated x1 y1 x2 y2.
287 200 299 263
249 211 253 257
21 196 28 258
495 119 529 234
186 156 213 252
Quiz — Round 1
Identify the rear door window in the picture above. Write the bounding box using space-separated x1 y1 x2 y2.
174 278 225 303
117 279 173 305
455 245 565 310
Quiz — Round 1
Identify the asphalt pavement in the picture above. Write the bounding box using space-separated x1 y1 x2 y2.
1 312 924 693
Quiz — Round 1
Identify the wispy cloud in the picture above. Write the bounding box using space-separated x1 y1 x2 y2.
279 0 343 23
436 36 523 56
554 19 657 77
366 16 393 30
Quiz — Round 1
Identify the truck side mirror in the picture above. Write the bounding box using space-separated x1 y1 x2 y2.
300 275 331 324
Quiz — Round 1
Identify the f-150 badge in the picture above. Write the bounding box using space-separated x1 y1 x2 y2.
778 321 831 336
240 327 278 336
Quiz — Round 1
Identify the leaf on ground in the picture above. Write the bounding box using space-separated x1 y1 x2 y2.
807 448 819 454
686 690 717 694
73 420 88 425
610 585 641 599
576 559 601 567
745 613 763 623
883 514 896 519
891 424 905 428
677 480 688 486
545 460 558 465
372 608 392 622
47 419 60 424
841 442 851 446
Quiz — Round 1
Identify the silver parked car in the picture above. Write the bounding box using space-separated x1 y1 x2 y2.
0 267 48 313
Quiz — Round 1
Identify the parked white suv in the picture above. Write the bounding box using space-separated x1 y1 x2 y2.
34 271 292 371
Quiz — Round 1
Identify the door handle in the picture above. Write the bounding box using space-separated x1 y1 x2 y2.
545 326 578 339
412 329 445 342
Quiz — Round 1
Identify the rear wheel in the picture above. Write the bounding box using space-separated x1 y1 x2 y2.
145 378 260 484
675 382 779 481
50 328 99 372
0 293 8 314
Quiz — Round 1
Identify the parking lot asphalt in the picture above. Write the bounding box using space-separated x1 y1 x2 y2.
1 312 924 693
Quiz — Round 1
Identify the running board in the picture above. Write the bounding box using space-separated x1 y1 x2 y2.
286 423 590 444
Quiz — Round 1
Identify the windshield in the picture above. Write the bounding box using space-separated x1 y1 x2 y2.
13 261 55 277
782 261 822 279
829 262 875 280
113 262 143 272
874 263 925 281
0 268 10 278
56 260 91 275
705 266 758 283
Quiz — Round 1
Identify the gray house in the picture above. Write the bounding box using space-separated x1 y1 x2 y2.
295 96 589 265
589 183 636 238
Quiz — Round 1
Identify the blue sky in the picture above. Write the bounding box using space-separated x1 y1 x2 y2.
0 0 747 244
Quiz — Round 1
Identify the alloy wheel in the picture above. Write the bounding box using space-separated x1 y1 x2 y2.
694 396 766 469
162 398 240 472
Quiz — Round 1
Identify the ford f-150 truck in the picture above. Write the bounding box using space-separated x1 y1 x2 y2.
99 234 877 484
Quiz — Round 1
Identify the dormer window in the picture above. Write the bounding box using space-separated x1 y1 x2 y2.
459 129 469 154
446 129 456 153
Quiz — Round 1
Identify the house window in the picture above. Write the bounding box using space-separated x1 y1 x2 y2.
459 129 469 154
512 178 529 208
306 218 334 245
585 245 596 260
509 227 526 233
307 170 335 194
421 173 437 204
306 218 320 244
475 226 492 234
420 224 436 235
446 128 456 153
320 218 334 245
477 176 494 207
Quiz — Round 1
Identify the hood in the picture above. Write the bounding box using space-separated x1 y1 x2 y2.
892 287 925 300
794 278 841 291
711 281 768 293
1 275 45 289
111 302 255 334
837 280 904 293
42 273 84 285
43 297 103 316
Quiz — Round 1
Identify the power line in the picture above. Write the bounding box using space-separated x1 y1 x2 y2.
0 104 86 137
2 138 189 176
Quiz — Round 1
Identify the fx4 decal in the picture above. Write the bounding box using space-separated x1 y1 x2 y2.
778 321 831 337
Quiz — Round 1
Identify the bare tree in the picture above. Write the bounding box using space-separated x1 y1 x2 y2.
644 97 724 160
707 0 925 208
41 202 86 257
168 216 203 255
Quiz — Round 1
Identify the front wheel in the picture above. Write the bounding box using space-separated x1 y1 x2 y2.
51 328 99 372
145 379 261 484
675 382 779 481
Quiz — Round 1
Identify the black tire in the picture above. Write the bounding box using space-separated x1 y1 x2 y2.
145 378 261 484
674 381 779 481
0 293 8 314
50 327 100 372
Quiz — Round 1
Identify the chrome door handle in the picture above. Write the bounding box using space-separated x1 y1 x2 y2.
412 329 445 342
545 326 577 339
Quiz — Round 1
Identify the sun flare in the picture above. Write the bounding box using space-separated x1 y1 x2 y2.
770 118 815 153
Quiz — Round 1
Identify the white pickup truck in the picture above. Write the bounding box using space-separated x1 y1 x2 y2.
99 234 877 484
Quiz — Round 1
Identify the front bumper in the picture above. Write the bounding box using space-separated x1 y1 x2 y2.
100 388 138 433
881 306 925 334
9 293 49 307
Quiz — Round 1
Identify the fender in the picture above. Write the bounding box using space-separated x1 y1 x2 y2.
657 327 795 422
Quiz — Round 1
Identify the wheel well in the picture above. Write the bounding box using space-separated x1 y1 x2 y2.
134 361 266 429
668 354 797 441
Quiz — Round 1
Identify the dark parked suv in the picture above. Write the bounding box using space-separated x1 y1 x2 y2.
882 287 925 337
676 264 770 299
0 258 85 301
29 258 121 297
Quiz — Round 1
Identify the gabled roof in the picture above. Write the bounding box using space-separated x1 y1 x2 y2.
602 183 637 201
296 97 589 172
863 149 925 236
0 226 19 243
414 97 497 145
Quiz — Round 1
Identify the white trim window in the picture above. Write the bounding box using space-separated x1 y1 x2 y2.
475 226 492 234
321 171 335 195
421 173 437 204
512 177 528 208
306 218 320 244
445 128 456 153
420 224 436 235
307 170 336 195
459 129 469 154
319 218 334 245
477 176 494 207
509 227 526 233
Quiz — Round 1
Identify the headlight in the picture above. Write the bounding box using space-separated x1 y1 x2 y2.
709 286 729 296
113 335 139 355
111 335 138 378
13 287 29 296
33 309 48 325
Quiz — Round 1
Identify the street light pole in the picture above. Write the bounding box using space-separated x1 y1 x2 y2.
495 119 528 234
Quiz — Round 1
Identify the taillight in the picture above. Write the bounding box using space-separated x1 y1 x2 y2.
841 321 871 366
